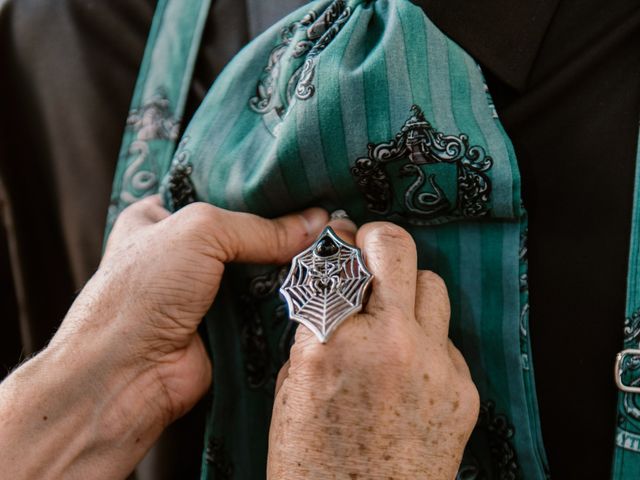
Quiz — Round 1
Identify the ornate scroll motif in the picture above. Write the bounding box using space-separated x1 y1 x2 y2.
624 309 640 347
165 137 196 210
120 94 180 207
249 0 351 118
519 224 531 371
294 3 351 100
351 105 493 223
456 456 482 480
239 266 292 389
618 309 640 437
478 401 519 480
456 401 520 479
205 437 233 479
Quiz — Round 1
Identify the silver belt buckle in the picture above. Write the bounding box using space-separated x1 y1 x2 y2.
615 349 640 393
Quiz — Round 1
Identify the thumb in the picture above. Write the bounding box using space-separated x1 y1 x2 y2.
114 195 171 231
166 203 330 265
104 195 171 257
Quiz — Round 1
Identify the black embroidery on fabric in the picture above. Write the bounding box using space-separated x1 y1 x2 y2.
624 309 640 347
294 2 351 100
239 266 292 389
239 300 270 389
519 224 530 371
166 151 196 210
249 0 351 118
456 455 483 480
351 105 493 224
619 308 640 427
205 437 234 479
477 401 519 480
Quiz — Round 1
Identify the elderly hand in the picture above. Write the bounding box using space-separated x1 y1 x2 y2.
0 196 328 480
268 220 480 479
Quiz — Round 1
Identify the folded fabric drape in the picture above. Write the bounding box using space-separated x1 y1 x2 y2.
108 0 551 478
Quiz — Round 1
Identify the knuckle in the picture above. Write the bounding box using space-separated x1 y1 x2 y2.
369 222 416 251
271 218 291 255
291 341 332 378
118 202 139 220
173 202 234 259
447 340 464 362
418 270 451 318
180 202 218 228
375 325 418 369
458 379 481 424
418 270 448 296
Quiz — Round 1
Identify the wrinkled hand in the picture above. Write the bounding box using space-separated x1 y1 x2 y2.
67 196 327 422
28 196 328 479
268 220 479 479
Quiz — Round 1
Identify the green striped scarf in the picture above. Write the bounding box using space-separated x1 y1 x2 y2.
107 0 639 478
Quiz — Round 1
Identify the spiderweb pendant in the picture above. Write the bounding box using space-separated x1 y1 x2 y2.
280 226 373 343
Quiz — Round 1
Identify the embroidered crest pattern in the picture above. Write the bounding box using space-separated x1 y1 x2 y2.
205 437 234 479
164 137 197 210
249 0 351 118
616 309 640 452
519 223 531 371
120 94 180 206
455 401 520 480
240 266 295 390
351 105 493 224
479 401 519 480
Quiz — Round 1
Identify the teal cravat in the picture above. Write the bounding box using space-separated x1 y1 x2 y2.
107 1 561 478
612 126 640 479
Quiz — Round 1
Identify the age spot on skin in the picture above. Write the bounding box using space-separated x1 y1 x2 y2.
423 373 430 382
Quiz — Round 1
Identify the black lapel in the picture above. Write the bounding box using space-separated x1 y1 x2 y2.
410 0 560 91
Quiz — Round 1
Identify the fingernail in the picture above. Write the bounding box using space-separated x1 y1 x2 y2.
301 208 329 233
329 209 357 234
330 209 349 221
330 218 357 235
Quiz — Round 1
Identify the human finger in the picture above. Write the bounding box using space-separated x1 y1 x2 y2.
355 222 417 315
447 339 473 379
104 195 171 259
166 203 329 265
414 270 451 344
325 210 357 244
110 195 170 235
275 360 290 396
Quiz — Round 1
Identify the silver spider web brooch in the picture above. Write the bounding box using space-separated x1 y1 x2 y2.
280 226 373 343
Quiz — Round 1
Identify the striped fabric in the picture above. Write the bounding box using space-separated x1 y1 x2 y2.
107 0 551 478
613 126 640 479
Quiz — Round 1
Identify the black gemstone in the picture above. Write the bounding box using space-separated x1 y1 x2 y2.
315 236 339 257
